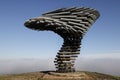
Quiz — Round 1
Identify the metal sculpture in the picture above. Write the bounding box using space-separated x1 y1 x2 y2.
24 7 100 73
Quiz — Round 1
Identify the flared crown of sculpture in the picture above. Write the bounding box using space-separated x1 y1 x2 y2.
24 7 100 37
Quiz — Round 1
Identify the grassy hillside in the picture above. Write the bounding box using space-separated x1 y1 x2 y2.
0 71 120 80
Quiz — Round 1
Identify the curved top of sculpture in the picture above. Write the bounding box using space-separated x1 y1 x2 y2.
24 7 100 38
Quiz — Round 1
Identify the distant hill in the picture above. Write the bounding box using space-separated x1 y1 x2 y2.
0 71 120 80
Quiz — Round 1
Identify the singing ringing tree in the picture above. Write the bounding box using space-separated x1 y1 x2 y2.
24 7 100 73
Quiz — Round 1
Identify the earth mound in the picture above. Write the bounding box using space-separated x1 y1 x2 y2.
0 71 120 80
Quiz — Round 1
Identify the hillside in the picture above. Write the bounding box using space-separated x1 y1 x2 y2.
0 71 120 80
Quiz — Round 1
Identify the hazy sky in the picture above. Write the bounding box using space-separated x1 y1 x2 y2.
0 0 120 75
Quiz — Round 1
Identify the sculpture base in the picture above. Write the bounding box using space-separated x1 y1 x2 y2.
49 71 85 77
43 71 86 80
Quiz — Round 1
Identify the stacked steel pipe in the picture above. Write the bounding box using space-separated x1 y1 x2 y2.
24 7 100 73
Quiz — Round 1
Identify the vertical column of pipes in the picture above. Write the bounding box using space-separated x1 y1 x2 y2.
54 37 81 72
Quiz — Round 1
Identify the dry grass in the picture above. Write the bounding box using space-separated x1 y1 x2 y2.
0 71 120 80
